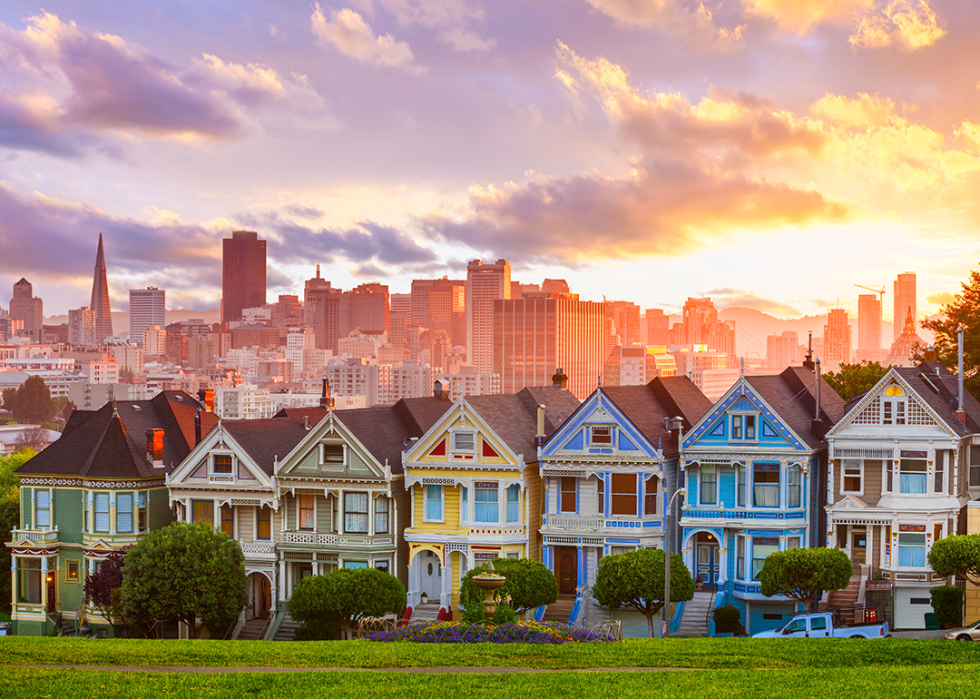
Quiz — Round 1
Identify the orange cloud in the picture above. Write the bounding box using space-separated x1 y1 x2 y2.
849 0 945 51
742 0 873 34
583 0 746 51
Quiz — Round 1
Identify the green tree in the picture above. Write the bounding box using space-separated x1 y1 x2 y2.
758 547 853 608
1 388 16 413
823 361 890 402
921 267 980 400
928 535 980 585
11 376 55 426
288 567 406 639
0 448 35 500
0 499 18 615
121 522 247 639
591 548 694 638
459 557 558 620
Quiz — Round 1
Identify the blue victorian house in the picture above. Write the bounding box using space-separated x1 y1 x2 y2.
678 366 844 634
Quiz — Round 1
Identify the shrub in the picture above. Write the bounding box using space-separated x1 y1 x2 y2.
289 567 406 639
493 605 519 625
928 536 980 585
84 551 127 636
929 586 965 629
758 547 853 607
367 621 614 643
459 558 557 620
713 604 742 634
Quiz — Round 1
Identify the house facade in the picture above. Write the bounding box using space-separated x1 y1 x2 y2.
679 367 844 634
537 378 711 630
825 362 980 629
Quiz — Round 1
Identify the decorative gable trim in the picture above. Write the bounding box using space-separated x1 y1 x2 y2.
168 424 273 490
404 397 522 469
275 411 389 482
540 389 658 460
683 380 806 451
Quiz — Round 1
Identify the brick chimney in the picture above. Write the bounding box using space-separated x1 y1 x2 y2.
551 368 568 390
145 428 164 467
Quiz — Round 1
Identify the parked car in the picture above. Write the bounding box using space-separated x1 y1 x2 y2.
944 619 980 641
752 611 889 639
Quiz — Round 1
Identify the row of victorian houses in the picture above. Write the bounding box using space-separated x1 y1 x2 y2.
8 361 980 638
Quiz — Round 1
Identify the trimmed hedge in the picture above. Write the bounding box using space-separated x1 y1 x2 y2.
929 586 964 628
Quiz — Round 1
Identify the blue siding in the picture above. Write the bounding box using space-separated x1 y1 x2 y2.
719 468 736 508
748 602 795 635
726 534 736 580
565 430 584 450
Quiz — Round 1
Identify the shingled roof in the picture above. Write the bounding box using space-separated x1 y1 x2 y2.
745 367 846 450
891 362 980 437
221 418 311 475
16 392 217 479
603 376 713 455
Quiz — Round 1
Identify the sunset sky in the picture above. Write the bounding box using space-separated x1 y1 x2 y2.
1 0 977 321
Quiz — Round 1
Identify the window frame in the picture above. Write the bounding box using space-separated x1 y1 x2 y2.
970 445 980 488
898 453 928 495
95 492 111 532
344 492 369 534
220 503 234 537
597 475 605 515
644 477 658 516
256 505 272 540
212 454 233 474
36 489 50 528
298 494 315 530
559 477 577 514
137 492 147 533
699 465 717 506
753 463 780 508
751 537 779 580
451 430 476 454
423 484 444 523
897 532 927 567
474 482 500 523
787 464 801 508
589 426 613 446
841 458 864 495
610 473 639 516
736 535 746 580
374 495 389 534
321 442 346 466
117 493 134 533
506 483 520 523
737 465 746 507
191 499 214 526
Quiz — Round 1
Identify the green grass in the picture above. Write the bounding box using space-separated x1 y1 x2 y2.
1 665 979 698
1 636 979 670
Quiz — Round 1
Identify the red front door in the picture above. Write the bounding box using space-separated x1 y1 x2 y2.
558 549 577 595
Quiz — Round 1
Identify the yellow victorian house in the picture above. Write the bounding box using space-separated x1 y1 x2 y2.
402 384 580 617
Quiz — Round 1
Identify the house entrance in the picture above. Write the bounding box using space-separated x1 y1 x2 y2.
556 547 578 595
46 570 56 612
419 550 442 602
695 532 720 587
250 573 272 619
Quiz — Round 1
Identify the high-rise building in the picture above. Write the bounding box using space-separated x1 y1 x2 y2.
766 331 802 369
679 297 736 364
428 279 466 349
304 264 331 326
493 290 605 399
390 293 411 316
823 308 852 368
222 230 267 326
9 278 43 341
90 233 114 343
857 293 882 351
410 279 438 327
645 308 670 346
346 283 389 335
68 307 96 346
143 325 168 356
467 259 511 373
604 345 677 386
130 287 166 346
893 272 916 341
605 301 641 346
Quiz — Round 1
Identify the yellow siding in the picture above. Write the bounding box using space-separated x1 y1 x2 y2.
968 507 980 623
405 468 521 481
525 465 542 563
409 484 465 534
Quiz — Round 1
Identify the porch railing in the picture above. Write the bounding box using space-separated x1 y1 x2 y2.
281 531 339 546
543 516 606 531
10 528 59 543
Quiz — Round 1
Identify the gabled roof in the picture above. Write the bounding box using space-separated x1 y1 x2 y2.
742 367 845 450
603 376 713 455
220 418 311 475
15 391 218 479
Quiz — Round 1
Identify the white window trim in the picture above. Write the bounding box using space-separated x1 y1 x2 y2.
423 484 445 523
210 451 235 475
256 505 272 541
698 464 718 507
729 412 759 442
588 425 614 447
840 459 864 496
321 442 347 467
298 492 317 532
450 429 477 455
505 482 521 524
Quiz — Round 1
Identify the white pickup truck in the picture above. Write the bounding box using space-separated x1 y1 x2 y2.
752 611 889 639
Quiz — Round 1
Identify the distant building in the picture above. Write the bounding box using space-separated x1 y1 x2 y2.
467 259 511 373
68 307 96 347
893 272 916 341
858 293 882 351
604 345 677 386
605 301 641 346
90 233 114 343
143 325 168 356
885 308 926 367
130 287 166 346
679 298 736 366
303 264 331 327
222 230 267 326
766 331 802 370
432 365 501 401
645 308 670 346
9 278 43 342
823 308 852 369
212 384 274 420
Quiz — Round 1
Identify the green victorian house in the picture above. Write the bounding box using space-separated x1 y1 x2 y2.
7 392 217 636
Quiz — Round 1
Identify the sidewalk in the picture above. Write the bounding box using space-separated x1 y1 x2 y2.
888 629 947 639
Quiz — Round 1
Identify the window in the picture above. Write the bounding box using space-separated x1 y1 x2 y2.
117 493 133 533
898 533 926 567
375 560 390 574
883 386 906 424
475 483 499 523
213 455 232 473
36 490 50 528
375 495 389 534
787 465 801 508
935 450 945 494
192 500 214 525
810 616 827 631
590 426 612 445
732 415 742 440
970 446 980 488
66 560 80 582
560 477 577 513
753 463 779 508
842 459 862 493
506 484 520 523
424 485 443 522
762 613 783 622
345 493 368 533
644 478 658 515
453 432 475 452
611 473 638 515
737 536 746 580
597 476 605 515
786 537 801 549
745 415 756 440
899 452 927 494
95 493 110 531
752 538 779 579
137 492 146 532
737 466 746 507
220 504 234 537
257 506 271 540
323 444 344 464
17 558 41 603
699 465 717 505
299 494 315 530
461 486 468 522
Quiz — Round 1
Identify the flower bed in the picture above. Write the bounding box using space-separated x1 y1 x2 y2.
366 621 615 644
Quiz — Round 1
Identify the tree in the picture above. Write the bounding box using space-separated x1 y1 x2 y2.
288 567 406 639
84 551 127 635
921 267 980 400
592 548 694 638
928 535 980 585
1 388 16 413
0 499 18 615
11 376 55 426
0 448 35 500
15 426 49 452
823 361 890 402
459 557 558 620
758 547 853 608
121 522 247 639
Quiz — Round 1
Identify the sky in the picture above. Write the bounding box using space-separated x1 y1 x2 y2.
1 0 978 321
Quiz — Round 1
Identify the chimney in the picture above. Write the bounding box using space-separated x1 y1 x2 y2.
811 359 828 441
205 389 215 412
194 408 202 446
197 388 207 406
320 378 332 409
924 345 937 362
551 368 568 390
434 380 445 401
145 428 164 466
303 415 310 431
957 326 967 427
536 405 546 447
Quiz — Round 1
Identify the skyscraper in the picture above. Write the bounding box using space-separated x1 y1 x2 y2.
90 233 113 343
222 230 267 326
9 278 43 342
680 297 736 364
466 259 511 373
130 287 166 346
893 272 916 341
69 307 96 346
645 308 670 346
428 278 466 349
766 331 802 369
857 293 882 350
823 308 852 368
304 264 331 326
605 301 641 346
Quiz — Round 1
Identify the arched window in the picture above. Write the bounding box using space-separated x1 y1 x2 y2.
883 385 906 425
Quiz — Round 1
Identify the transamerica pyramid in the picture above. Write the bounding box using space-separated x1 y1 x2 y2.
90 232 113 343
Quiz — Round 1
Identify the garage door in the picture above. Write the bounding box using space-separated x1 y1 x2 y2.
894 587 933 629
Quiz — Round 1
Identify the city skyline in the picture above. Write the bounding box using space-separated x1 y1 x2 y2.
1 2 977 319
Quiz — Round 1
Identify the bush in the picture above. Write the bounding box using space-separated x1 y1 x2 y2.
758 547 853 607
929 586 965 629
713 604 742 634
493 605 519 625
367 621 614 643
294 618 343 641
289 567 406 639
459 558 557 620
928 536 980 585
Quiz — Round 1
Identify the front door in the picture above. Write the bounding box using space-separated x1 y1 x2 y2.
257 576 272 619
557 548 577 594
420 551 441 602
697 543 719 585
852 531 867 568
46 572 56 613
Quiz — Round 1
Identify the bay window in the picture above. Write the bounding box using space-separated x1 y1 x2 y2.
644 477 658 515
787 465 801 508
737 465 746 507
345 492 368 533
137 492 146 532
257 506 271 540
461 486 468 522
506 484 520 523
192 500 213 526
899 452 927 494
699 465 717 505
299 494 315 530
842 459 862 493
375 495 389 534
752 538 778 579
753 463 779 508
117 493 134 533
17 559 41 603
898 533 926 567
424 485 443 522
597 476 605 515
737 536 746 580
970 446 980 488
95 493 110 531
611 474 638 515
935 451 945 494
220 503 234 537
475 483 499 523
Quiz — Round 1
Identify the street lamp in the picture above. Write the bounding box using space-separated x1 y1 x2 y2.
663 486 686 638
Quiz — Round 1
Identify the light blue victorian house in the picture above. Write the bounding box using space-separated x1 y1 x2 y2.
678 367 844 634
538 377 711 634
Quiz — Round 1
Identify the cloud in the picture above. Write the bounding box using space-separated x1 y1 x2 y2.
193 54 285 107
925 291 957 307
282 204 325 219
849 0 946 51
438 27 495 52
741 0 873 34
264 219 439 268
708 288 802 316
583 0 746 51
380 0 484 28
311 5 426 75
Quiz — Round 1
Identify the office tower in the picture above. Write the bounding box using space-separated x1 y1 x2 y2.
766 331 801 369
347 283 389 335
857 293 882 350
893 272 916 341
605 345 677 386
428 278 466 349
680 297 736 362
823 308 852 367
222 230 267 326
9 278 43 341
493 290 605 399
390 293 411 316
90 233 114 343
304 264 331 326
645 308 670 346
411 279 438 327
272 295 302 325
130 287 166 346
143 325 168 356
68 307 96 346
605 301 641 346
467 259 511 373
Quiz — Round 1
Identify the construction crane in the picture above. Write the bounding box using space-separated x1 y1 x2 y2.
855 284 886 347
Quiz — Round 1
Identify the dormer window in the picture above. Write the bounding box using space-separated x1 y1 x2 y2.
883 385 906 425
590 426 612 445
453 431 475 453
731 415 756 441
322 444 345 465
213 455 233 473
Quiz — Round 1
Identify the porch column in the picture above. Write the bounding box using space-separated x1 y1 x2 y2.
109 492 117 535
87 492 94 532
213 499 220 530
866 526 874 578
10 557 16 608
717 534 728 585
312 558 319 576
278 559 287 602
40 557 48 610
879 524 887 570
368 493 375 537
443 553 453 608
576 546 585 588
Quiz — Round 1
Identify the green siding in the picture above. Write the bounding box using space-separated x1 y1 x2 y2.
21 487 31 529
148 488 173 531
55 488 84 543
57 551 85 613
